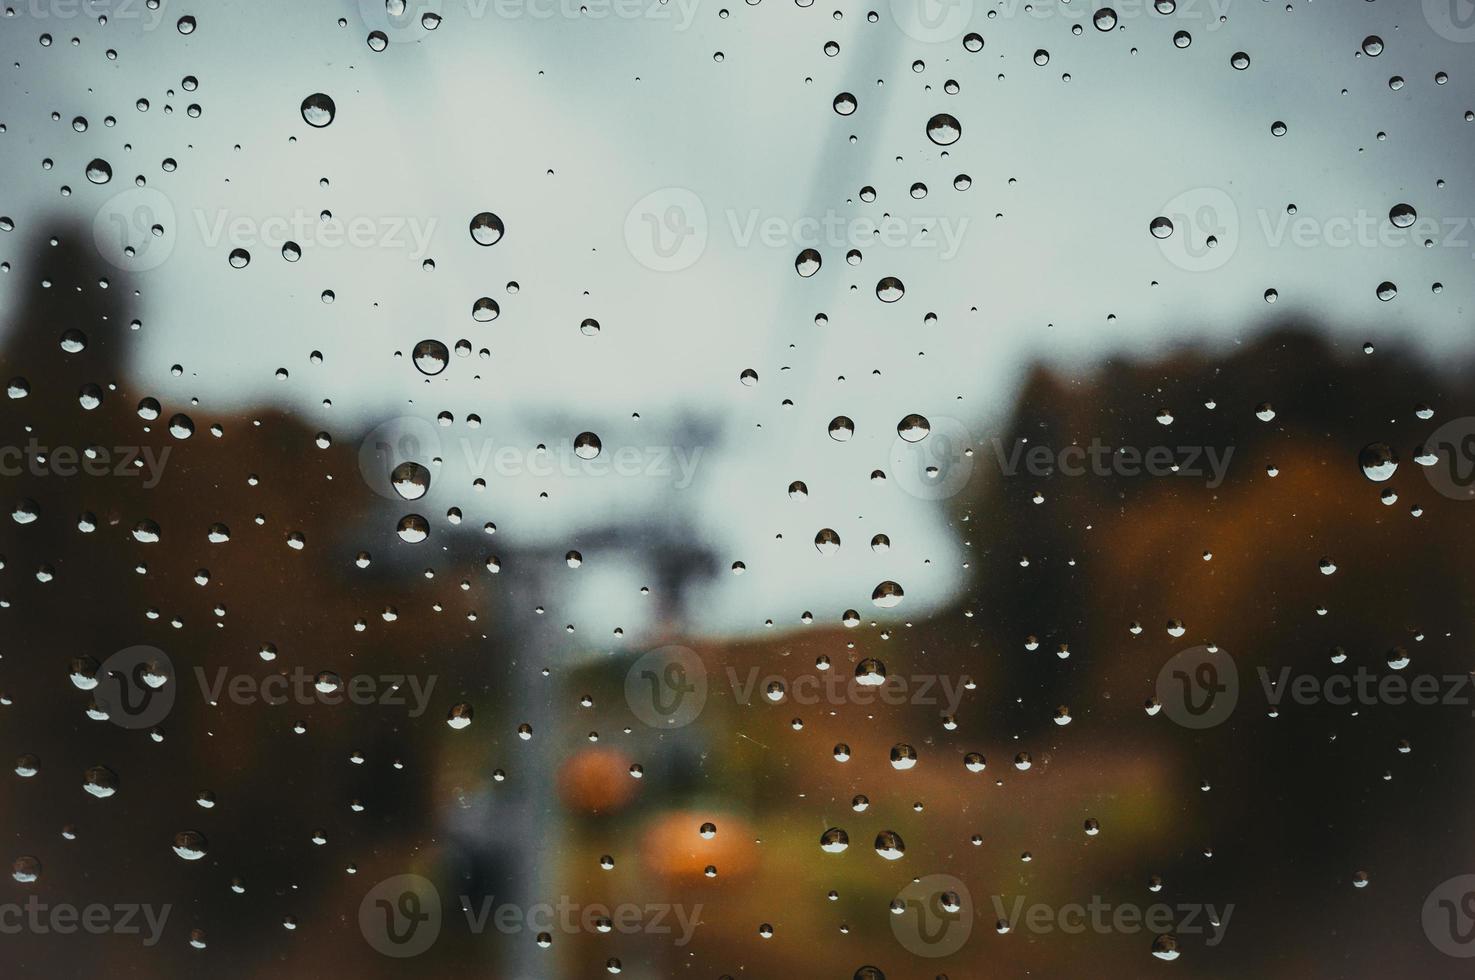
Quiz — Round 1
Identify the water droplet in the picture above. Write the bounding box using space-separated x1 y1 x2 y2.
574 432 603 460
795 248 822 277
391 462 431 500
820 828 850 853
83 766 118 798
472 297 500 322
872 581 904 608
874 830 906 860
925 113 961 146
300 93 336 128
413 340 449 375
396 514 429 543
470 211 505 246
1151 934 1180 961
1359 443 1398 482
172 830 208 861
896 414 930 442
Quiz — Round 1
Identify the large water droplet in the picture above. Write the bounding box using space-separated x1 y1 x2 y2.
413 340 449 375
300 93 336 128
390 462 431 499
1359 443 1398 482
925 113 961 146
469 211 505 246
896 414 930 442
872 580 904 608
795 248 822 277
574 432 602 460
172 830 208 861
396 514 429 543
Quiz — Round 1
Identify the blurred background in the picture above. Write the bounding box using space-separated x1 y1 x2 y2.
2 0 1475 976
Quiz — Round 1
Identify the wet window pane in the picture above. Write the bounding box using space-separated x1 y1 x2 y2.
3 1 1475 976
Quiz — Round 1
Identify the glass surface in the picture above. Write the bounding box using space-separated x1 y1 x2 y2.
3 0 1475 976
